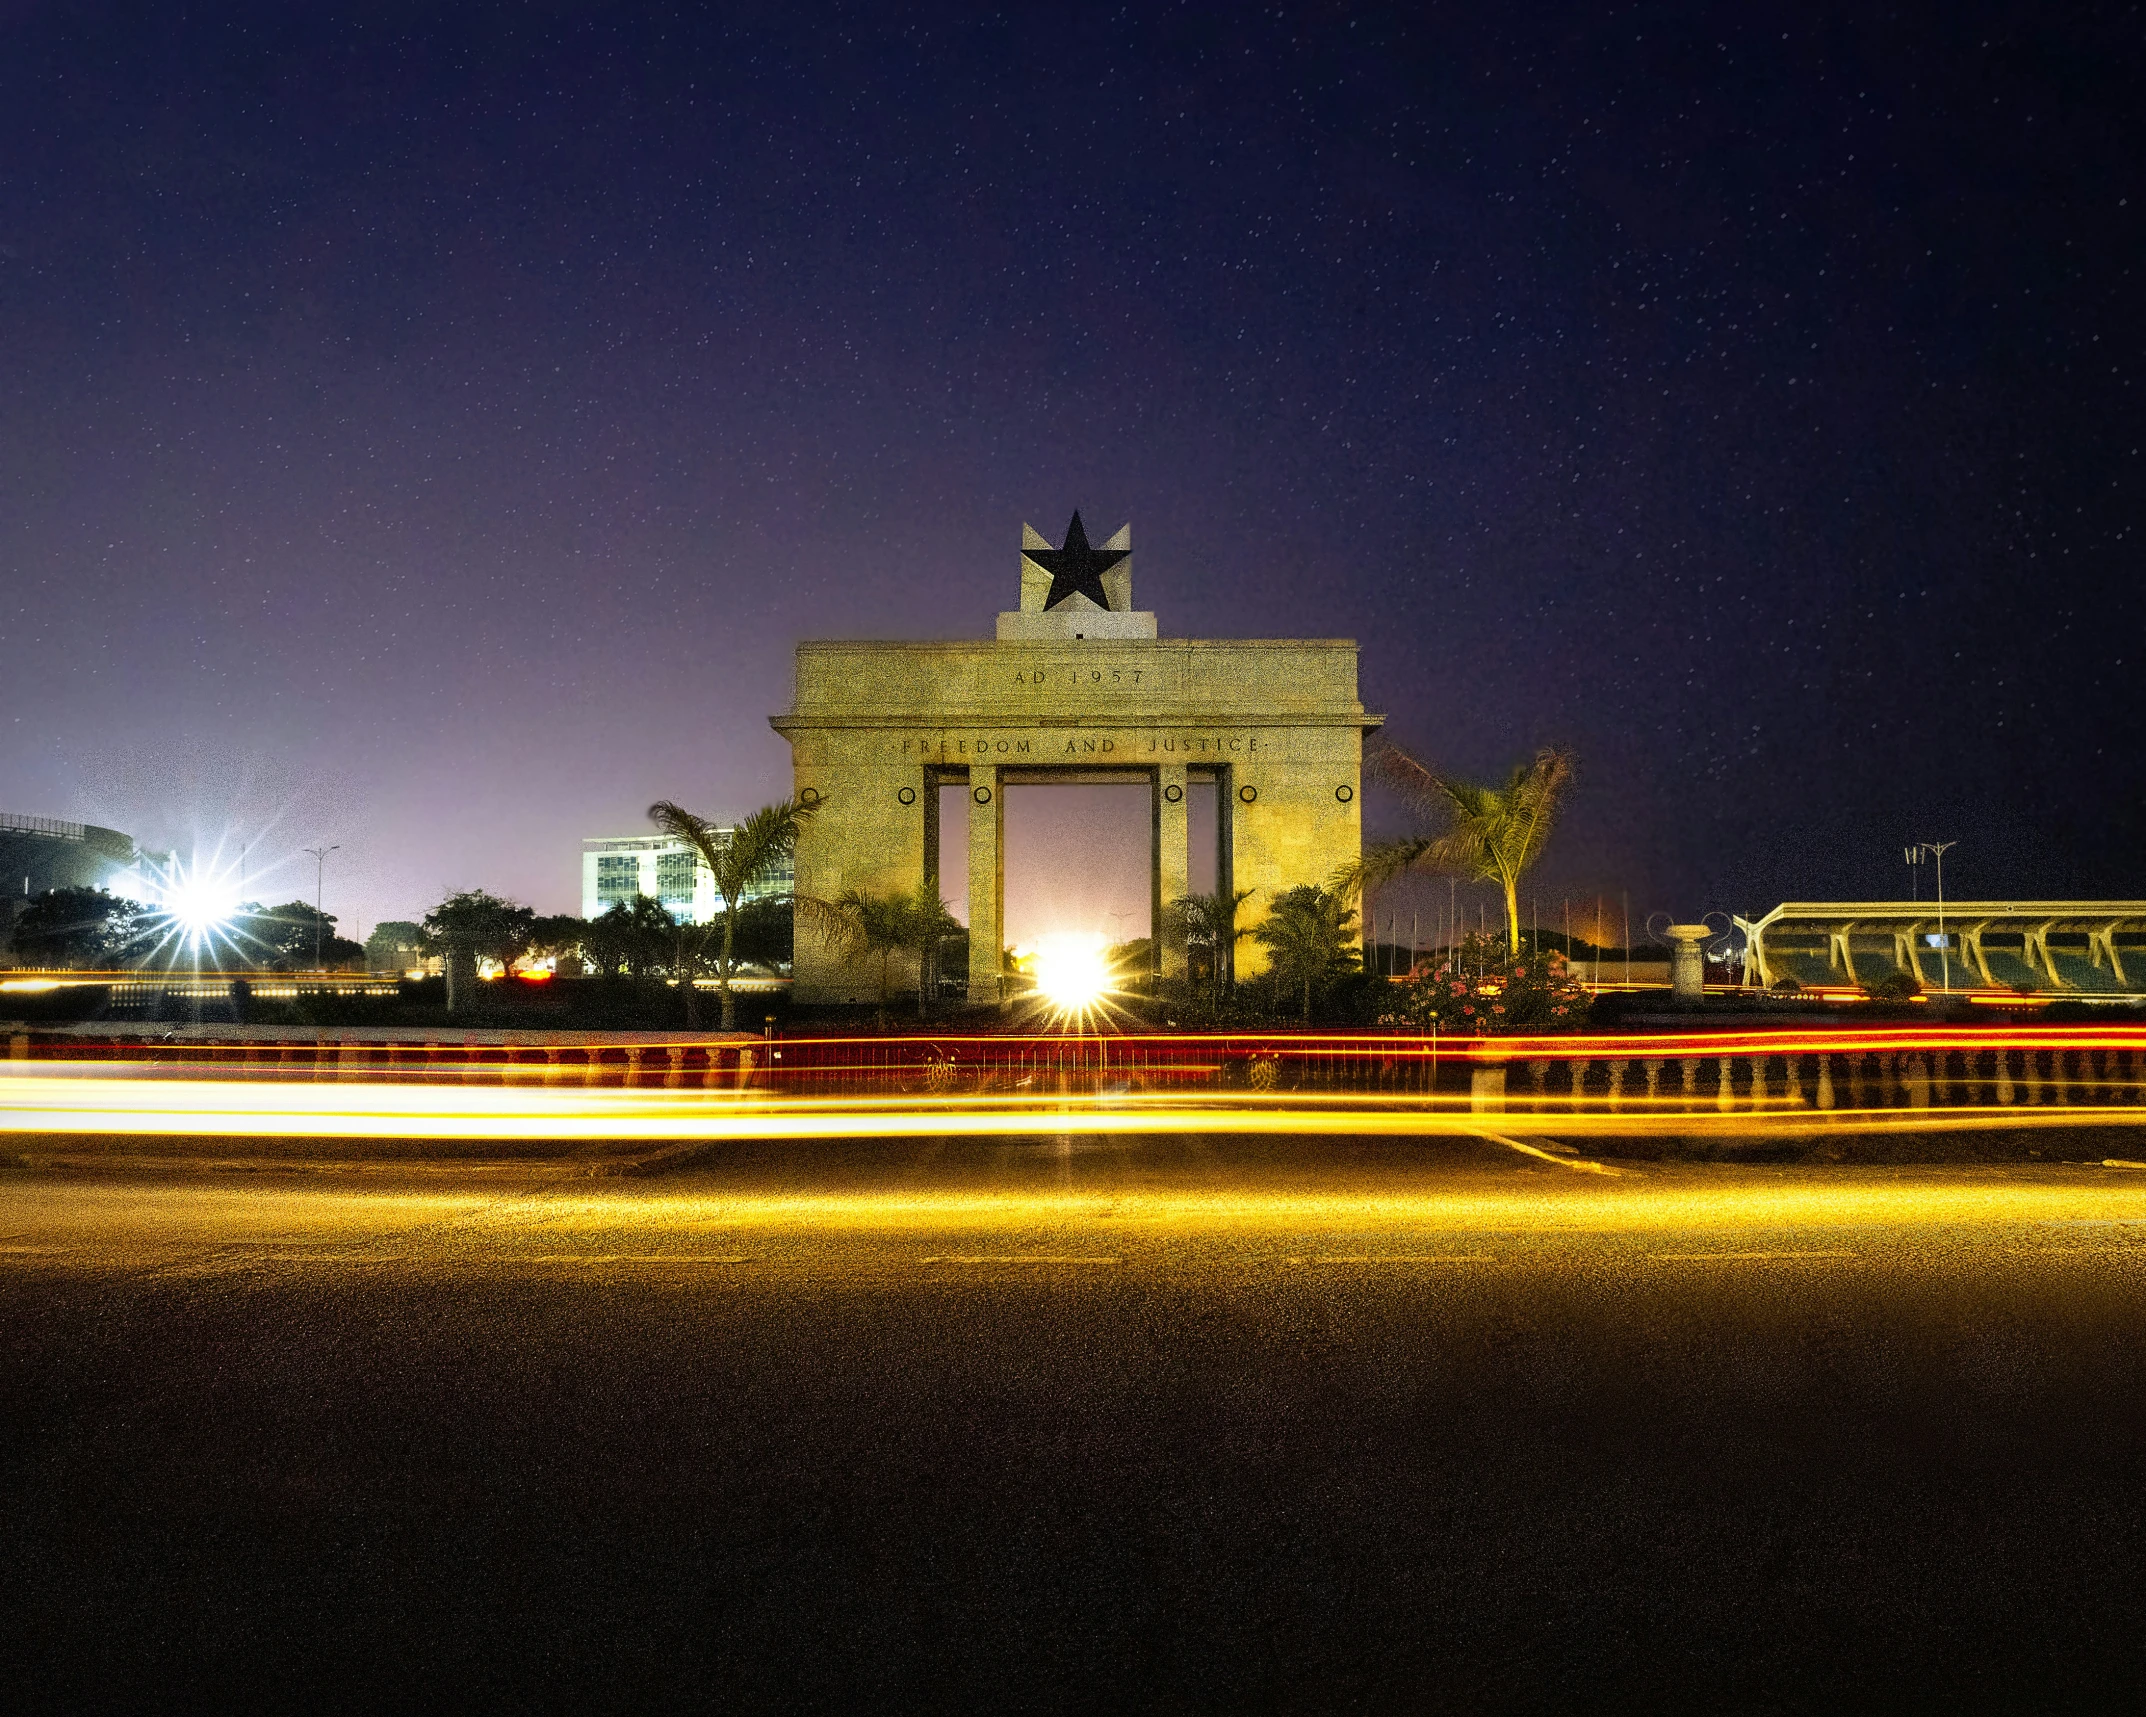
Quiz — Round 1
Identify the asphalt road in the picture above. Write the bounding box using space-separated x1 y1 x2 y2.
7 1131 2146 1711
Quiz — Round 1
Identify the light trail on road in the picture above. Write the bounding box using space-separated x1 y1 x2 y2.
3 1061 2144 1143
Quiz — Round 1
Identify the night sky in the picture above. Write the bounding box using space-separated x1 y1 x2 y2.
4 1 2141 942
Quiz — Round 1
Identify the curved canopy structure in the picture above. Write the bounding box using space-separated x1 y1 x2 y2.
1734 901 2146 997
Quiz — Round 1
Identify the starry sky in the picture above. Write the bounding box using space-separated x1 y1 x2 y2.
3 1 2141 942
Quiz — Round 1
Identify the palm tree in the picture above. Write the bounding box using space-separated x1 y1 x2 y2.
1165 886 1257 1007
1339 745 1575 954
833 885 911 1024
647 796 843 1030
897 877 964 1018
1252 885 1359 1023
831 877 964 1021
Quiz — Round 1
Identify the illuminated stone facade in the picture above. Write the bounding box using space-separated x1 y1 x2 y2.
770 518 1382 1004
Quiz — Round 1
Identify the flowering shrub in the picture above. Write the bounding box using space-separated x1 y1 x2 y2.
1378 933 1592 1034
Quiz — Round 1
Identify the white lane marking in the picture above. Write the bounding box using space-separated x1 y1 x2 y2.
1287 1254 1494 1264
1648 1251 1857 1261
518 1253 752 1264
920 1255 1121 1265
1475 1130 1625 1176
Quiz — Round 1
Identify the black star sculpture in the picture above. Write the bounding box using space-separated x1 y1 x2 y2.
1027 511 1128 611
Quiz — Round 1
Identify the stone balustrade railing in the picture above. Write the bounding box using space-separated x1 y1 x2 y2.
1507 1046 2146 1111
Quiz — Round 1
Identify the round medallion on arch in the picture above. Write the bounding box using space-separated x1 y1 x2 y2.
973 785 993 805
798 787 822 807
1162 783 1183 804
897 786 916 806
1335 784 1354 803
1238 784 1258 804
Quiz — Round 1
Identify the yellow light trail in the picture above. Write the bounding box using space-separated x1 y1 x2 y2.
2 1065 2142 1144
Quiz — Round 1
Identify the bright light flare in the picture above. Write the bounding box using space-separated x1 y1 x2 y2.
1030 932 1115 1017
159 861 242 945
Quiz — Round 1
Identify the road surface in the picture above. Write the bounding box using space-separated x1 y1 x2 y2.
5 1131 2146 1709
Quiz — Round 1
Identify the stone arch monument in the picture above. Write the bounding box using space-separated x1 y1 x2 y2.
770 515 1384 1003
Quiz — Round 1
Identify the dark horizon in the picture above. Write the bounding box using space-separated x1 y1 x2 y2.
4 2 2140 938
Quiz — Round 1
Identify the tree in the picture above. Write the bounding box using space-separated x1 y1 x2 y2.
647 797 845 1030
1166 886 1257 1007
827 878 965 1022
833 887 911 1023
525 914 589 975
366 920 426 973
422 890 536 1010
1342 745 1576 953
729 897 794 972
245 901 364 971
6 887 150 969
899 878 964 1017
584 896 675 982
1253 885 1360 1023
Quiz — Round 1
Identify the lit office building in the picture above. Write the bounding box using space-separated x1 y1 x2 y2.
579 831 793 925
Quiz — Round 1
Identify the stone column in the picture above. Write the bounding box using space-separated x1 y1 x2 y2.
1155 763 1189 980
1667 925 1710 1002
967 765 1004 1005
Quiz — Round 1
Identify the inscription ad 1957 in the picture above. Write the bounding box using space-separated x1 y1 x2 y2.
899 732 1264 759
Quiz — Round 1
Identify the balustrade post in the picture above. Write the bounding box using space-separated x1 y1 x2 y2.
1749 1054 1769 1107
1995 1048 2015 1104
1527 1059 1550 1110
735 1046 756 1091
1679 1057 1699 1110
1815 1055 1835 1110
1642 1058 1663 1104
1569 1058 1591 1107
1904 1055 1931 1109
2055 1049 2074 1106
1606 1059 1627 1112
1469 1059 1508 1114
664 1047 683 1089
1783 1053 1805 1106
2021 1049 2043 1105
1716 1056 1736 1112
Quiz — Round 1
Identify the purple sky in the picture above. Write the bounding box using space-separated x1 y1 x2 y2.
4 2 2142 942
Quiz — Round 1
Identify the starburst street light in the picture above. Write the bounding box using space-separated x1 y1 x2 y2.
141 850 246 967
1032 932 1112 1015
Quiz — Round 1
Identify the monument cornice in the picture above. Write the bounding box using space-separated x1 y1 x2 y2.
787 637 1363 653
770 711 1383 733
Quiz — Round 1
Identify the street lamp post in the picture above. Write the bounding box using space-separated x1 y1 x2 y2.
1907 841 1958 991
304 845 340 971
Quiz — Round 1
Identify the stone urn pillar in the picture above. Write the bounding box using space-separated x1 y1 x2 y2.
1666 924 1711 1002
